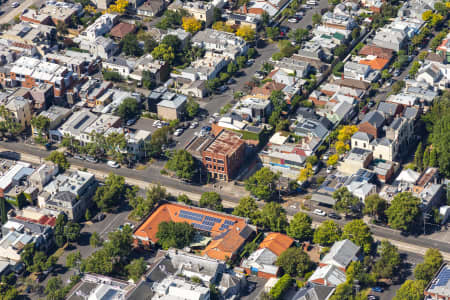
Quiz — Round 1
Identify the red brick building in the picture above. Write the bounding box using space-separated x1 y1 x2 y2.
202 130 246 181
358 111 385 138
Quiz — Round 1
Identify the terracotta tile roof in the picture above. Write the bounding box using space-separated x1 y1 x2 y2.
110 22 136 39
359 45 394 60
259 233 294 256
359 57 389 70
133 203 253 260
251 81 286 97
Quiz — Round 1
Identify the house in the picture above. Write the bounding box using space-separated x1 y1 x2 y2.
386 92 419 107
10 56 76 99
293 284 335 300
377 102 402 120
152 275 210 299
359 45 394 60
245 0 290 17
129 54 170 85
4 96 32 130
39 170 96 221
109 22 136 40
133 203 255 261
351 131 398 162
34 105 71 139
373 160 396 183
320 239 361 272
322 12 356 31
45 51 99 76
102 57 132 77
398 0 437 21
326 100 354 124
0 231 35 261
273 57 311 79
223 13 260 29
293 118 331 140
231 96 272 123
202 130 246 181
338 148 373 175
358 111 385 138
29 162 59 189
259 142 307 180
252 81 286 98
386 116 414 156
56 109 97 143
0 161 35 208
423 263 450 300
437 33 450 64
308 265 347 287
345 174 377 200
192 29 248 59
157 93 187 120
78 36 118 59
169 0 215 26
403 85 437 106
137 0 166 16
343 62 372 82
2 217 54 251
241 232 294 278
416 63 443 87
175 52 231 81
39 2 83 25
372 28 406 51
78 13 118 41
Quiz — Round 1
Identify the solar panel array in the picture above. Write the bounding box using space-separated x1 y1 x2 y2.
179 210 204 222
429 266 450 290
178 209 238 232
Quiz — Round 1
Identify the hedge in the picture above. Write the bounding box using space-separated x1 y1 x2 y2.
269 274 293 300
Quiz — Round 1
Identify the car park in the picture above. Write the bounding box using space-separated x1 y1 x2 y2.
314 209 326 216
107 160 120 168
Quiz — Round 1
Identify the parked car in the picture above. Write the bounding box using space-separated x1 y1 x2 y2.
288 17 298 23
328 212 342 220
227 78 236 84
367 296 379 300
126 117 138 126
94 213 106 222
85 156 98 163
11 2 19 7
246 59 255 66
190 122 199 129
254 71 264 80
153 120 161 127
313 209 327 216
393 70 401 77
371 287 384 293
107 160 120 168
326 166 334 174
217 85 228 93
73 154 85 160
174 128 184 136
361 106 369 114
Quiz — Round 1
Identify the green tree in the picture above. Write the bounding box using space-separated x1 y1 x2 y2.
156 221 195 249
199 192 223 211
116 97 140 121
121 33 142 56
381 69 392 80
151 44 175 64
265 26 280 40
245 167 279 201
129 184 167 220
64 222 81 243
346 261 375 287
276 247 314 277
256 202 288 232
391 80 405 94
236 55 247 69
363 194 387 221
373 240 402 279
342 220 373 254
177 194 192 205
432 112 450 177
288 28 309 44
329 282 354 300
312 13 321 25
306 155 318 166
313 220 341 246
66 251 82 269
126 258 147 282
31 115 50 136
429 147 438 167
232 196 259 221
93 173 126 211
333 187 360 215
423 146 430 167
227 62 238 74
54 213 68 247
45 277 64 300
334 44 348 59
393 280 427 300
409 61 421 78
414 248 443 281
269 274 293 300
386 192 421 232
45 151 69 171
166 150 196 181
287 212 313 241
0 106 23 136
90 232 103 248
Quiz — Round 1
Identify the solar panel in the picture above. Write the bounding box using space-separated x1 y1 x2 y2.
204 216 222 223
202 220 215 227
224 220 235 225
193 223 213 231
179 210 204 222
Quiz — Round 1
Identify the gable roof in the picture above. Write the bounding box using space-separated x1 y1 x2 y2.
377 101 399 117
308 265 346 287
259 233 294 256
293 284 335 300
352 131 373 142
359 57 389 70
360 111 385 128
109 22 136 39
321 239 360 269
359 45 394 60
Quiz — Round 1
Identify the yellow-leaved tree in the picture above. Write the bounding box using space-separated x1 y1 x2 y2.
422 10 433 21
106 0 129 14
212 21 234 33
236 25 256 41
182 17 202 34
337 125 358 143
298 163 314 182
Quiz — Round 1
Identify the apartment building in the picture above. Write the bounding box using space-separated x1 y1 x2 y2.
192 29 249 59
169 0 214 26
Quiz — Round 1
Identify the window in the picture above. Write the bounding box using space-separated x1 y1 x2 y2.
217 160 224 164
379 154 382 159
205 157 211 161
354 141 358 146
372 146 375 150
363 143 366 148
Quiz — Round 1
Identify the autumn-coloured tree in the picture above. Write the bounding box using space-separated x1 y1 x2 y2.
298 163 314 182
236 25 256 41
212 21 234 33
422 10 433 21
106 0 129 14
337 125 358 143
182 17 202 33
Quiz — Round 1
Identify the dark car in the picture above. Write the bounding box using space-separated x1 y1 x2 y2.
372 287 384 293
94 213 106 222
328 212 342 220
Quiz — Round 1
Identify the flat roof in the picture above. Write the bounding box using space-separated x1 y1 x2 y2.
203 130 243 157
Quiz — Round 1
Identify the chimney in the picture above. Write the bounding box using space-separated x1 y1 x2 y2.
243 4 248 13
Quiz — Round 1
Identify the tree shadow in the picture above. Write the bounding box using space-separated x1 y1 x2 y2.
78 232 91 247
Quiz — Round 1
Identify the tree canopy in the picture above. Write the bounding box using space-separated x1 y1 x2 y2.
245 167 279 201
45 151 69 171
276 247 314 277
156 221 195 249
414 248 443 281
342 220 373 254
232 196 259 221
373 240 402 279
93 173 126 211
333 187 360 216
116 97 140 121
199 192 223 211
393 280 427 300
313 220 341 246
286 212 313 241
166 150 196 181
385 192 421 232
256 202 288 232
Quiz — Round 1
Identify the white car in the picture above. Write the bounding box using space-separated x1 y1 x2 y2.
11 2 19 7
288 17 298 23
174 129 184 136
326 166 334 174
107 160 119 168
190 122 199 129
152 120 160 127
314 209 327 216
